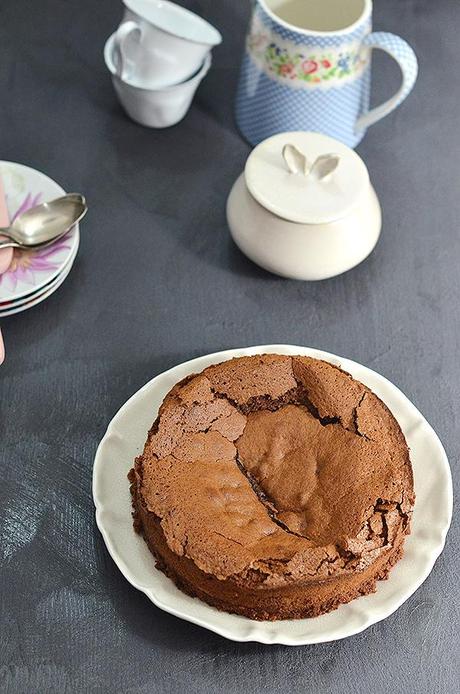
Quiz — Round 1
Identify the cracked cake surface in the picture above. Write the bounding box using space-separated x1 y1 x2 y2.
129 355 414 620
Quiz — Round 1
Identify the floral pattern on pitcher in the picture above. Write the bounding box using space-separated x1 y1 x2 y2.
262 44 366 83
246 18 369 89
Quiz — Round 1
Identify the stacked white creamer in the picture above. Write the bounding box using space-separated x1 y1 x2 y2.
104 0 221 127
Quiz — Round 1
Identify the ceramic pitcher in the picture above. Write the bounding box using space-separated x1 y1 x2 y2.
236 0 418 147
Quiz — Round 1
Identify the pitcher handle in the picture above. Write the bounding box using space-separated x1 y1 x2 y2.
356 32 418 132
113 20 141 81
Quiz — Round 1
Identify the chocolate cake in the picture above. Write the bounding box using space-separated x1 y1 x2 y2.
129 355 414 620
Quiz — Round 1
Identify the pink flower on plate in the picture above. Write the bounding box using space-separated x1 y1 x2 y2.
0 238 71 293
0 192 71 293
10 192 42 224
302 60 318 74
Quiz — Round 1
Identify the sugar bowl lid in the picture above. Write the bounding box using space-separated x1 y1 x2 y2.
244 131 371 225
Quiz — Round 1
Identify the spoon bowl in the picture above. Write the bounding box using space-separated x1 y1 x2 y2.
0 193 87 250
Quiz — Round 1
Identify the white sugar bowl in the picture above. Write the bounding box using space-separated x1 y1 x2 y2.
226 131 381 281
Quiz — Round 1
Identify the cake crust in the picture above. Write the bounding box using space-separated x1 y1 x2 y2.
129 355 414 621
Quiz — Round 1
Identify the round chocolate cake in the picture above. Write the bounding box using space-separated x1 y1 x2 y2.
129 355 414 620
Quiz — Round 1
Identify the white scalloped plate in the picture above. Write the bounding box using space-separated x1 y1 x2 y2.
93 345 452 645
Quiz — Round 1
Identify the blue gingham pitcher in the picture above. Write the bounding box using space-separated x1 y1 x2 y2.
236 0 418 147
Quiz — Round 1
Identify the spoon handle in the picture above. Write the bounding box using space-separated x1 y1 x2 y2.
0 239 20 250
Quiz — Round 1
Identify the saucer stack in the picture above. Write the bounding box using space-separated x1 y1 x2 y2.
104 0 222 128
0 162 79 317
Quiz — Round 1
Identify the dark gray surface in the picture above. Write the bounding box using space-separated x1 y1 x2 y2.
0 0 458 692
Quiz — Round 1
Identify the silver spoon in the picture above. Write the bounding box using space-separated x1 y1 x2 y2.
0 193 87 250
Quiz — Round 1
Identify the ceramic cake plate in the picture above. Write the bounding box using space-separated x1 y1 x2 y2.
93 345 452 645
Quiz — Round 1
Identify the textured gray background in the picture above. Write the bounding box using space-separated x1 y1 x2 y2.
0 0 458 692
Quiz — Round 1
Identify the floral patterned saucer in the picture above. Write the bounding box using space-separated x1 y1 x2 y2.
0 161 80 305
0 238 78 314
0 249 76 317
